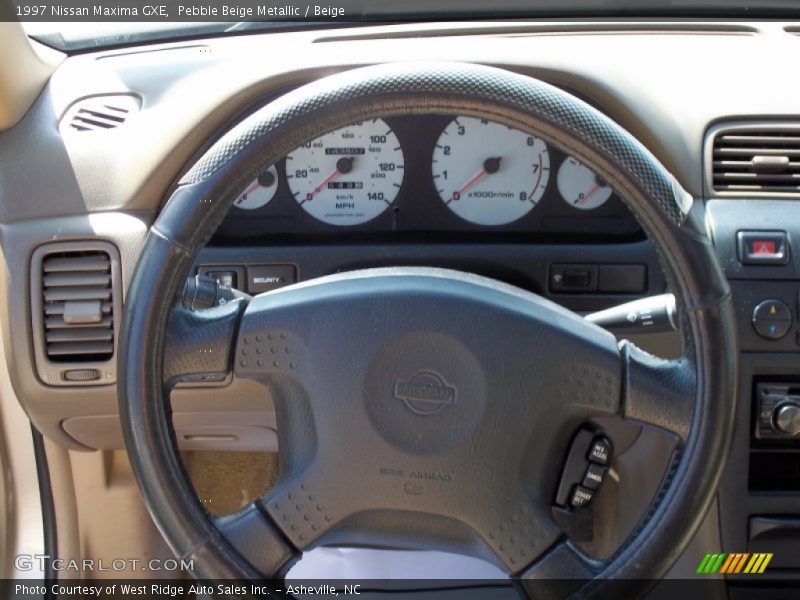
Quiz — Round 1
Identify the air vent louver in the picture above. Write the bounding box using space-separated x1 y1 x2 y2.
712 128 800 194
41 250 114 362
61 95 140 133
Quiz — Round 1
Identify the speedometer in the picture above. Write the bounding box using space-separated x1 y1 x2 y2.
431 117 550 226
286 119 404 226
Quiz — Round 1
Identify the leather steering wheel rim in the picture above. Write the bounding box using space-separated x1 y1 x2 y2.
119 62 737 598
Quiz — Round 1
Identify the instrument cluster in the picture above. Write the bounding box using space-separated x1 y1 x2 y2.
215 114 640 241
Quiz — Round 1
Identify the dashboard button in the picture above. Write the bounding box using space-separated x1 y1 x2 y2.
246 265 297 294
774 403 800 436
597 265 646 293
549 264 597 293
752 299 792 340
737 231 790 265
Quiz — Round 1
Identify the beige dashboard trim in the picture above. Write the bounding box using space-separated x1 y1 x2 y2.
0 22 64 132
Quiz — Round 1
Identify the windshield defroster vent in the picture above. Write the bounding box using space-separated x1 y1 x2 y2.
710 124 800 195
60 95 141 133
31 242 121 386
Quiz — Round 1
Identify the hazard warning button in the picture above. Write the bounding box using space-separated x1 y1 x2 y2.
737 231 790 265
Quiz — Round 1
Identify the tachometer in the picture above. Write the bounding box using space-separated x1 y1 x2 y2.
233 165 279 211
557 156 612 210
431 117 550 226
286 119 404 226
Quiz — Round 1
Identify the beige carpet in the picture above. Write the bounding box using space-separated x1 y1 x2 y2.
181 451 279 516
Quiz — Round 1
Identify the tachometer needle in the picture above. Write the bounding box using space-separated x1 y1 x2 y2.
450 157 501 203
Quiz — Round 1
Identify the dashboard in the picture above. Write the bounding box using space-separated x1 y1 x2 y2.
216 114 638 242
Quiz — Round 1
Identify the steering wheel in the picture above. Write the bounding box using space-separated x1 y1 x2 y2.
119 62 736 598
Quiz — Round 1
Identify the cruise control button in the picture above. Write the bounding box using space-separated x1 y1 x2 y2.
752 299 791 340
588 437 611 466
570 485 594 509
582 463 606 490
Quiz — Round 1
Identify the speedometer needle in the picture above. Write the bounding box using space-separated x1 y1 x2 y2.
306 169 341 201
304 157 354 202
450 157 501 202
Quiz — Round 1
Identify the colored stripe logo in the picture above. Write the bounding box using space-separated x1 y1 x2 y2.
696 553 773 574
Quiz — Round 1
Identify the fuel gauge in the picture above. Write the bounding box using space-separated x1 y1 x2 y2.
233 165 279 211
557 157 612 211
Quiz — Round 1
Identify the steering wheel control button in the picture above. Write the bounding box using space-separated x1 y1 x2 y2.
752 299 792 340
737 231 790 265
569 485 594 509
582 464 607 490
555 427 612 508
246 265 297 294
549 264 597 293
588 437 612 466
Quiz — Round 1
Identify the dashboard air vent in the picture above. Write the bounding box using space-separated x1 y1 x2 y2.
61 95 141 133
41 250 114 361
711 127 800 194
32 242 121 386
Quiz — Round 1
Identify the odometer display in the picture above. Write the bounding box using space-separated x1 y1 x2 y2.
286 119 404 226
432 117 551 226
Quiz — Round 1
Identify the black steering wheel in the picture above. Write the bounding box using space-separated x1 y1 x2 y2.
119 62 737 598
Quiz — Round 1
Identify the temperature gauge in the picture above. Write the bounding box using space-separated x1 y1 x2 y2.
557 157 612 211
233 165 279 211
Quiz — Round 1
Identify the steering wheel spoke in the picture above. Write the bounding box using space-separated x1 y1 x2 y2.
620 340 695 442
213 503 300 578
162 299 248 388
517 540 601 598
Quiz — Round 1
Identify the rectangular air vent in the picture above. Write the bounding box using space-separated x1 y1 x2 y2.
710 124 800 195
42 251 114 360
32 242 121 386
